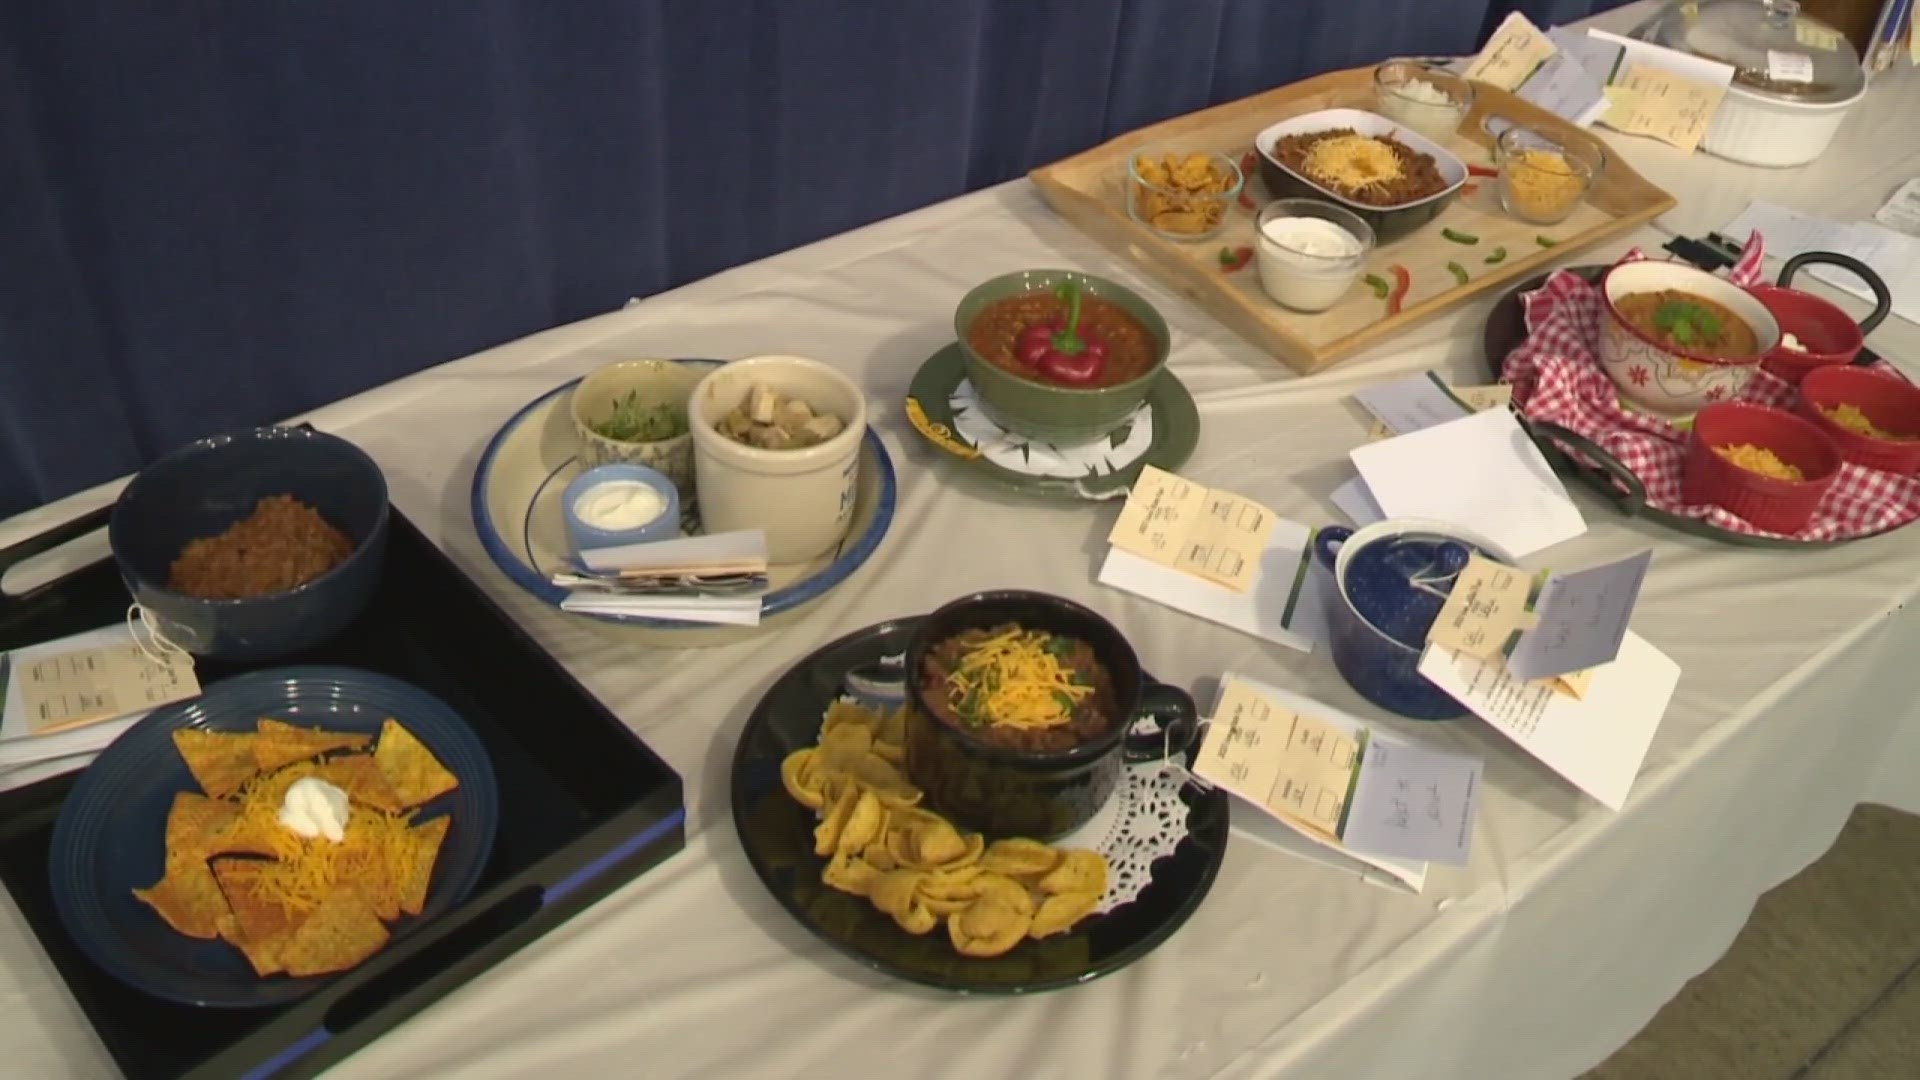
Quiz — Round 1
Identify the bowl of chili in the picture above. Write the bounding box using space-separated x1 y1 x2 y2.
953 269 1171 446
1598 259 1778 420
902 590 1198 839
108 427 391 663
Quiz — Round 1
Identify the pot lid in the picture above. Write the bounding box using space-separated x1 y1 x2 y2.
1636 0 1865 105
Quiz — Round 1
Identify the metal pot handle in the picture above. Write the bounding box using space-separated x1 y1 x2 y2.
1778 252 1893 344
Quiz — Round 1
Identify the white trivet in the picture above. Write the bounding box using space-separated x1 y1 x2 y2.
947 379 1153 479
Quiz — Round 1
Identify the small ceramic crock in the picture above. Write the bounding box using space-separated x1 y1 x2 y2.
1310 518 1516 721
687 355 867 564
560 462 682 562
901 590 1198 840
1597 260 1780 420
570 359 704 494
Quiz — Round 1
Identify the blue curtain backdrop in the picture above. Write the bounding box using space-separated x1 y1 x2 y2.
0 0 1629 517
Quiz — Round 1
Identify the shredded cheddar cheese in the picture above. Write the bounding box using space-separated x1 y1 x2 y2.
231 761 418 917
1715 443 1804 481
945 628 1092 730
1824 403 1915 442
1504 148 1586 220
1300 134 1405 194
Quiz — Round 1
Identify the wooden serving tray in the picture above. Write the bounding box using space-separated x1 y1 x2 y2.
1029 65 1677 375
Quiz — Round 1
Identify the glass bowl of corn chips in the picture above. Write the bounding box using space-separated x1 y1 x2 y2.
1125 150 1243 242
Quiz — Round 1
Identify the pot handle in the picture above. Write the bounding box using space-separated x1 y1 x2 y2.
1528 420 1647 517
1778 252 1892 342
1311 525 1352 572
1123 681 1199 764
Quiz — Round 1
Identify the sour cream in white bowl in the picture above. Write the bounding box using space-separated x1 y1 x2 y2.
1254 198 1376 313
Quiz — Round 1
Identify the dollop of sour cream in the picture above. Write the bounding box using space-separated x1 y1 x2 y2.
1260 216 1363 259
574 479 667 531
1781 332 1808 352
278 777 351 843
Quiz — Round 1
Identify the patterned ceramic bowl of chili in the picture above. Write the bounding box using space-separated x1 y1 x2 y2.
953 270 1171 446
1598 260 1778 421
902 590 1198 840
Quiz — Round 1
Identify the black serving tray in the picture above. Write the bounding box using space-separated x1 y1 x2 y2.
0 490 686 1079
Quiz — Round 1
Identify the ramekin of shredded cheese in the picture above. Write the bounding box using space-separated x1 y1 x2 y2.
1823 403 1917 442
1495 125 1598 225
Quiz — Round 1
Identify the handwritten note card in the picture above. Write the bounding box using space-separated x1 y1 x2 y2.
1361 377 1512 442
16 644 199 735
1196 679 1360 840
1600 64 1728 153
1426 553 1537 659
1417 630 1680 810
1466 11 1559 91
1108 466 1278 593
1506 549 1652 681
1342 742 1483 866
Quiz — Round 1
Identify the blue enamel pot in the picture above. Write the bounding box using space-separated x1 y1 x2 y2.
1310 518 1516 721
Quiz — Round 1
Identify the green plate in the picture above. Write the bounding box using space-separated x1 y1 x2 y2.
905 343 1199 500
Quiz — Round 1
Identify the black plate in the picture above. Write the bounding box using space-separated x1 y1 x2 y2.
1481 266 1898 549
0 488 685 1080
730 616 1228 994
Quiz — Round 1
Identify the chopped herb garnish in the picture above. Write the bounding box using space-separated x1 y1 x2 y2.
590 390 688 443
1484 246 1508 265
1364 273 1391 299
1446 260 1470 286
1652 300 1723 348
1536 234 1558 248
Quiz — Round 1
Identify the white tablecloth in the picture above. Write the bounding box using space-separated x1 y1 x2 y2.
5 6 1920 1078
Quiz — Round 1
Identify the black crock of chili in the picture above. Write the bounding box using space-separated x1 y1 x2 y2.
901 590 1198 841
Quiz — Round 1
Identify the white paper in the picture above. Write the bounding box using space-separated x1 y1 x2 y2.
1341 742 1483 866
1097 517 1323 653
557 594 764 625
1585 28 1737 90
1214 673 1427 892
0 623 158 767
1722 201 1920 326
1417 630 1680 811
1765 49 1815 84
1349 408 1587 558
1354 372 1470 437
1506 548 1653 680
1330 477 1386 527
577 529 768 574
1551 25 1625 84
1503 27 1618 130
1873 178 1920 237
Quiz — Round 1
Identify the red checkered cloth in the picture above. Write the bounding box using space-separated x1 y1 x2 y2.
1500 237 1920 542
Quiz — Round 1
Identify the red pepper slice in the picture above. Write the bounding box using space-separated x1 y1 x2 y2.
1462 182 1480 197
1467 164 1498 177
1240 150 1258 174
1236 191 1257 210
1219 245 1254 273
1386 264 1411 315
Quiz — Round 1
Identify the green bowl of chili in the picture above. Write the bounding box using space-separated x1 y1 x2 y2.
953 269 1172 446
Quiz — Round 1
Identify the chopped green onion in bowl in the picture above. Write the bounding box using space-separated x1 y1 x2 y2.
590 391 689 443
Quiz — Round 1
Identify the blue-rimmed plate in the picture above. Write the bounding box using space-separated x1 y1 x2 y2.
470 365 897 640
48 666 500 1008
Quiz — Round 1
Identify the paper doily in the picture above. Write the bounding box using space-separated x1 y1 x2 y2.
947 379 1153 478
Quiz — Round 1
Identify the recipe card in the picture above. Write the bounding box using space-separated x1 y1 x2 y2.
1465 11 1559 92
1357 373 1511 442
1107 466 1277 592
1202 674 1482 876
1098 507 1325 655
1505 548 1652 681
9 638 198 736
1349 407 1587 558
1418 630 1679 811
1599 64 1729 153
1425 552 1537 660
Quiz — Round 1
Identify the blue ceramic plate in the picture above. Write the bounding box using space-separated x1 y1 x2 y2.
48 666 500 1008
470 366 897 633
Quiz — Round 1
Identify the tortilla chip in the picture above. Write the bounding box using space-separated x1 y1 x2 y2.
252 719 372 772
372 720 458 808
337 808 403 921
163 792 240 863
211 858 304 976
132 860 229 940
280 889 390 977
315 753 405 814
172 729 261 799
398 815 450 917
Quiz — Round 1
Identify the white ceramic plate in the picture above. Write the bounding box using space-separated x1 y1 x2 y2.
470 363 896 632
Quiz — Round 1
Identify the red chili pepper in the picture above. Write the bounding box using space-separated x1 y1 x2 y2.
1219 245 1253 273
1467 164 1498 177
1462 182 1480 197
1239 150 1257 174
1016 283 1110 386
1386 264 1411 315
1236 191 1256 210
